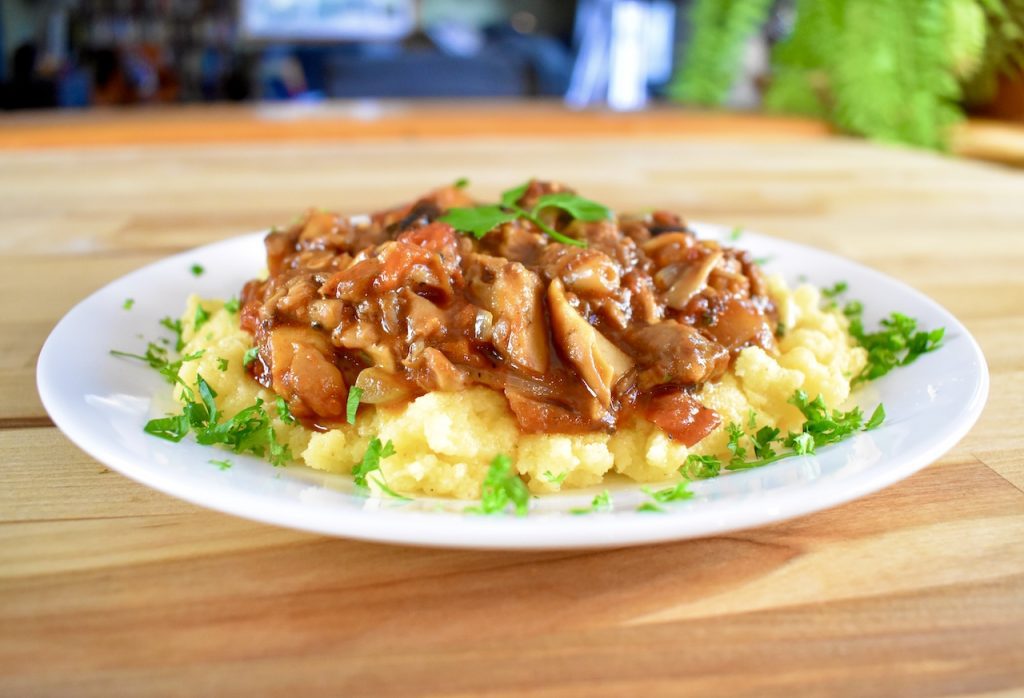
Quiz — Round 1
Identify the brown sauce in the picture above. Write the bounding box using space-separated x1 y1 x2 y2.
239 181 777 447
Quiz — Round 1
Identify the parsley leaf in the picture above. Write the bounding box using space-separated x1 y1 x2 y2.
500 181 530 208
123 298 134 310
109 343 204 386
160 316 185 351
467 454 530 516
637 502 665 513
644 480 695 504
370 475 412 500
724 390 886 471
543 470 569 485
143 414 190 442
728 227 743 241
190 263 204 277
217 357 229 372
679 454 721 480
346 386 362 425
275 396 296 425
193 304 210 332
242 346 259 369
438 205 519 239
352 438 395 488
453 177 470 189
822 284 945 384
440 181 607 249
570 490 612 515
532 192 611 223
223 297 240 314
209 458 232 470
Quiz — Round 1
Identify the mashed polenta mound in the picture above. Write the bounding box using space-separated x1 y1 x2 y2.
175 275 866 499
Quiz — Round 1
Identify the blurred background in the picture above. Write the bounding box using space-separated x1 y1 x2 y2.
0 0 1022 151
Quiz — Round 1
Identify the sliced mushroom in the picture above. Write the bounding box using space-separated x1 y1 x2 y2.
664 250 723 310
466 255 549 374
547 279 633 408
267 326 347 419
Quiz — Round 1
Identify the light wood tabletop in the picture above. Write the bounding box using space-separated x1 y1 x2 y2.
1 102 1022 697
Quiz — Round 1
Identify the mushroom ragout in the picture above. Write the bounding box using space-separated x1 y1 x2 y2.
239 181 778 447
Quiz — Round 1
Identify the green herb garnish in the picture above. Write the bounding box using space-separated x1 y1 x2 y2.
223 297 240 314
636 502 665 513
209 458 232 470
570 490 612 515
370 475 412 501
822 284 945 384
190 263 204 277
723 389 885 471
193 304 210 332
728 226 743 241
542 470 569 485
242 346 259 369
439 181 610 249
848 308 945 384
109 343 204 386
352 438 395 488
275 396 296 425
143 374 293 467
453 177 470 189
216 357 229 372
467 454 530 516
123 298 134 310
679 454 721 480
346 386 362 425
159 316 185 351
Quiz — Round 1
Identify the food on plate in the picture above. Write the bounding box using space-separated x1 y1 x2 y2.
113 180 944 511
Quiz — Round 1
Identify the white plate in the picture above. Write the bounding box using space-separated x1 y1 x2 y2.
37 225 988 549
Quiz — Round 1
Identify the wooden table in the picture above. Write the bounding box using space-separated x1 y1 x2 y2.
1 102 1022 697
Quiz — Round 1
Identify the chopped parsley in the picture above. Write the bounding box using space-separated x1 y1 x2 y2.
159 316 185 351
352 438 395 488
720 389 886 471
466 454 530 516
109 342 204 386
570 490 612 515
346 386 362 425
637 502 665 513
209 458 232 470
143 374 293 467
453 177 470 189
543 470 569 485
216 357 229 372
190 263 204 277
678 454 721 480
728 226 743 241
193 304 210 332
123 298 134 310
825 283 945 383
275 396 296 425
223 297 240 314
370 475 412 501
822 280 848 299
439 181 610 249
242 346 259 369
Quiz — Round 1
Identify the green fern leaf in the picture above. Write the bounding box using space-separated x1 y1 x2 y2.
668 0 775 106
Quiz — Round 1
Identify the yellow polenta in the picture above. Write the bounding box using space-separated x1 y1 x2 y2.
176 275 866 499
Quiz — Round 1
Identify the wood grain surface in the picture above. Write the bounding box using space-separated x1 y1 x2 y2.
1 104 1022 697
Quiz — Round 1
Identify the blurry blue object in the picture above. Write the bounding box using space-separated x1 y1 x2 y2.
567 0 676 110
325 50 526 97
240 0 415 41
57 68 91 108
